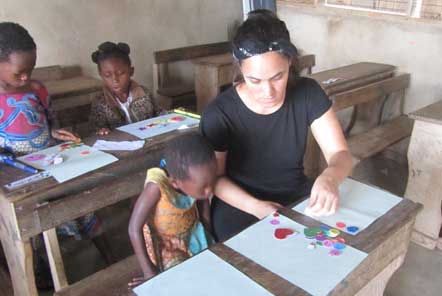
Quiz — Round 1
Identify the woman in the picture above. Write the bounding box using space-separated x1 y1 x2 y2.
200 10 352 242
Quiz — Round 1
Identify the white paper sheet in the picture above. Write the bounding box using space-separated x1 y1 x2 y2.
293 178 402 235
117 113 199 139
92 140 145 151
134 250 273 296
17 142 118 183
225 215 368 296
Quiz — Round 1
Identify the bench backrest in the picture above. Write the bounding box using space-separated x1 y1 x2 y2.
154 41 231 64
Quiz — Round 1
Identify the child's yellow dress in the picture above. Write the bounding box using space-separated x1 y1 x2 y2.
143 168 210 270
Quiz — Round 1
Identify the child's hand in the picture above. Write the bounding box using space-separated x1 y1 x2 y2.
127 271 158 289
96 128 111 136
51 129 81 143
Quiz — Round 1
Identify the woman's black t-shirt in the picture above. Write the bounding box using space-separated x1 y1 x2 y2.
201 77 332 205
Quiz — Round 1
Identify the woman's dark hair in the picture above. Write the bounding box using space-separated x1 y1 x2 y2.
0 22 36 62
91 41 131 69
163 132 215 180
231 9 300 86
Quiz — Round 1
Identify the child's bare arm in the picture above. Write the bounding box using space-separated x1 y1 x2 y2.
197 199 212 234
128 182 161 282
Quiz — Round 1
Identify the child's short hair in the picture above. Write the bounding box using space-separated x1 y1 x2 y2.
91 41 131 68
164 132 215 180
0 22 36 62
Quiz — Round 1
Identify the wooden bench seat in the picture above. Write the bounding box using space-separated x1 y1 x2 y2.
347 116 413 165
54 255 140 296
304 71 411 179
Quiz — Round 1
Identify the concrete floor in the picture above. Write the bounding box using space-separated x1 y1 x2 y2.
31 139 442 295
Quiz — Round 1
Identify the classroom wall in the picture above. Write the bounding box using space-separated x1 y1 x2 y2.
278 3 442 113
0 0 242 89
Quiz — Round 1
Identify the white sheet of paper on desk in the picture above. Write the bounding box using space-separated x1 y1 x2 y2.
92 140 145 151
225 215 368 296
116 113 199 139
17 143 118 183
133 250 272 296
293 178 402 235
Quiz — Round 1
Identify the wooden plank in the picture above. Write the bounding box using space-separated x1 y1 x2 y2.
43 228 68 291
331 73 410 112
31 65 63 81
409 99 442 126
0 196 37 296
1 128 196 203
45 76 102 98
54 255 140 296
347 116 413 163
60 66 82 79
195 63 220 113
211 244 308 296
154 41 231 64
309 62 396 95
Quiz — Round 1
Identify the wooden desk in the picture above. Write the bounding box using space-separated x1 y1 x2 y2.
136 193 421 296
405 100 442 250
310 62 396 96
193 53 318 113
0 128 195 295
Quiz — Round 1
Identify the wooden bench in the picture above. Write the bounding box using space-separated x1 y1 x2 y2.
153 41 231 109
32 65 102 137
347 116 413 165
338 73 412 165
305 72 412 178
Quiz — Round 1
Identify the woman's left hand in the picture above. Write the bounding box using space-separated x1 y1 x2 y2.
306 173 340 217
51 129 81 143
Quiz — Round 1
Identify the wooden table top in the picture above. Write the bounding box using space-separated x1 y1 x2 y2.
137 194 421 296
309 62 396 95
408 99 442 125
0 128 196 204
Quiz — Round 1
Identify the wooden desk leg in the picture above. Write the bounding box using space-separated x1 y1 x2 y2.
355 254 405 296
43 228 68 291
195 65 220 114
404 120 442 250
0 199 37 296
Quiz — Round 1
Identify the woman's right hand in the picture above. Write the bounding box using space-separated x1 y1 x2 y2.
96 128 111 136
252 200 283 219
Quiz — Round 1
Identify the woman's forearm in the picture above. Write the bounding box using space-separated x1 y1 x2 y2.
321 150 353 184
214 176 261 216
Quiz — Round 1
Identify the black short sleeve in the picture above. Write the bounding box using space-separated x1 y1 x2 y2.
200 99 231 152
305 79 332 125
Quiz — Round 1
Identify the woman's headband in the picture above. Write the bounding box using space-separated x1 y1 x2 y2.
232 38 297 61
